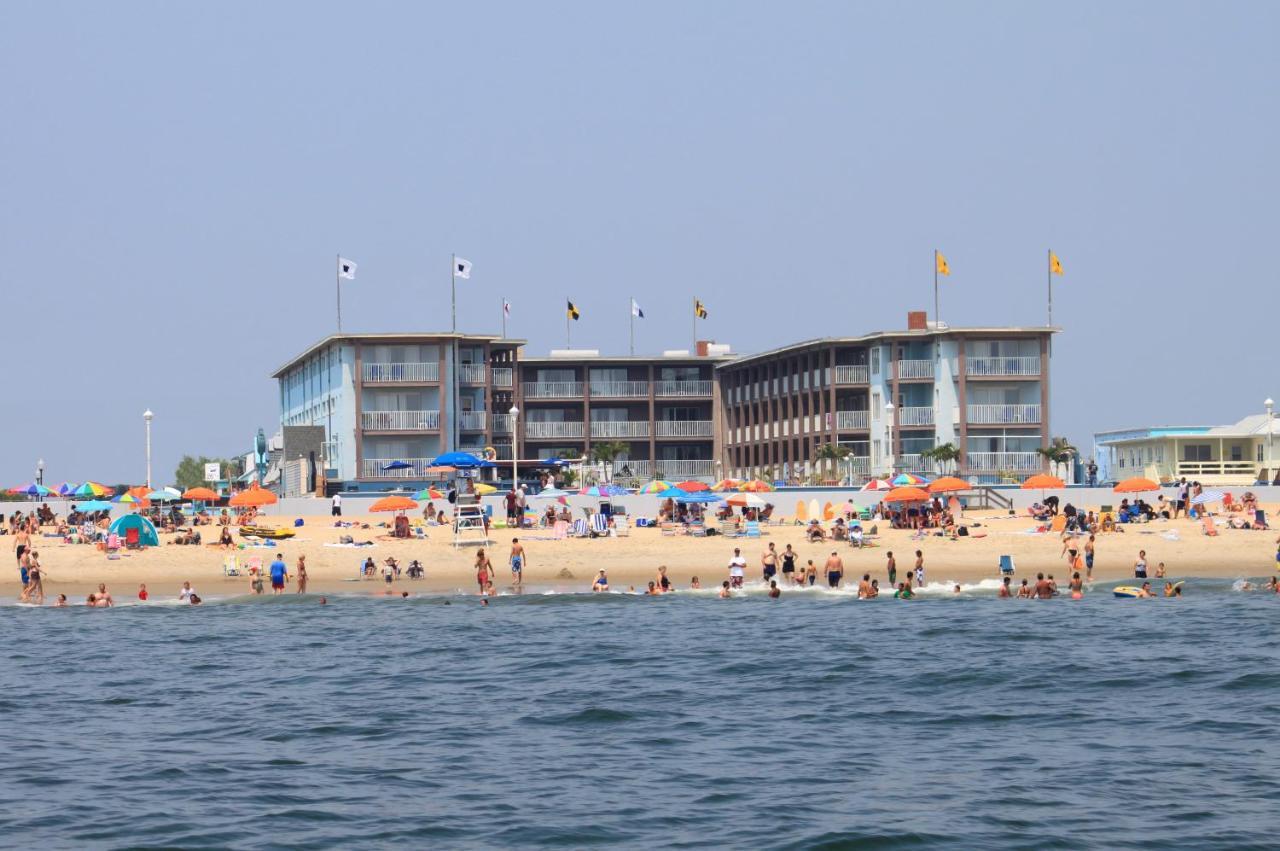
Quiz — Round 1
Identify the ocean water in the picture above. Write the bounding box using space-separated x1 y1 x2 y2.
3 580 1279 849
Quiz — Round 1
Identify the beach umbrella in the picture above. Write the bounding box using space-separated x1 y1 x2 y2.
534 487 572 499
658 487 721 504
861 478 893 491
581 484 628 497
1190 489 1225 506
711 478 742 492
229 483 278 507
473 483 497 495
9 483 54 497
370 495 418 512
430 451 488 468
638 480 673 494
740 479 775 492
112 492 143 504
182 487 219 501
148 489 181 502
75 500 113 512
58 482 79 496
73 482 111 498
892 473 928 486
1114 477 1160 494
1021 474 1065 490
884 486 930 503
725 492 767 508
928 476 972 494
411 487 444 500
381 460 413 471
675 480 710 492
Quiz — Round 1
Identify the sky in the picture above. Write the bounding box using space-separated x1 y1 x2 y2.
2 1 1277 485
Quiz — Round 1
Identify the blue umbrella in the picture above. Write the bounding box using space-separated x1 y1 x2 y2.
431 451 492 468
534 488 572 499
657 487 721 503
76 500 113 512
381 460 413 471
581 484 629 497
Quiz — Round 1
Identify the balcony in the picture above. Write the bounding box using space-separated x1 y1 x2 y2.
523 381 584 399
525 421 586 439
491 367 513 388
966 356 1041 378
491 443 514 461
655 420 714 438
458 363 487 385
492 413 515 435
655 380 712 397
897 406 935 427
836 410 869 431
967 404 1041 425
360 458 433 479
834 365 869 384
591 420 651 439
589 380 650 398
622 459 716 480
459 411 487 431
894 454 938 473
360 410 440 431
965 451 1043 473
362 362 439 383
895 359 934 380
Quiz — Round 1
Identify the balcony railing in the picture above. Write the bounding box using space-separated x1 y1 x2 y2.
491 367 513 388
590 421 651 439
621 460 716 480
894 454 938 473
834 365 869 384
965 451 1043 473
458 363 487 384
523 382 584 399
459 411 487 431
966 356 1041 377
967 404 1041 425
360 410 440 431
492 413 515 435
589 380 649 398
655 420 714 438
360 458 433 479
897 406 935 427
655 380 712 397
362 362 439 383
525 421 586 439
895 359 934 380
836 410 869 431
491 443 514 461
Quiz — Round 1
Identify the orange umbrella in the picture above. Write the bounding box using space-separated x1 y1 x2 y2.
370 495 417 512
182 487 219 501
675 481 710 492
229 483 278 507
927 476 971 494
711 479 742 492
884 486 929 503
740 479 775 492
1114 477 1160 493
1022 474 1065 490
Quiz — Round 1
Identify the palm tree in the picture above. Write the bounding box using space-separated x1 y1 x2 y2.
922 442 960 474
815 443 853 483
590 441 630 482
1036 437 1077 479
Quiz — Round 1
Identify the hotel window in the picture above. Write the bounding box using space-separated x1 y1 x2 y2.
1183 444 1211 462
871 348 880 374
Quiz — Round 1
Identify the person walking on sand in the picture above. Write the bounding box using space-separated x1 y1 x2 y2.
296 555 308 594
509 538 526 588
269 555 288 595
475 549 494 594
331 492 342 517
825 552 844 588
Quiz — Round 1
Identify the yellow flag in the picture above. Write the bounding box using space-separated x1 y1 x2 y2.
936 251 950 276
1049 251 1064 276
694 299 708 319
566 300 580 320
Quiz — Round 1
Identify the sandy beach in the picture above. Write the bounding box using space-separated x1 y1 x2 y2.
8 506 1279 602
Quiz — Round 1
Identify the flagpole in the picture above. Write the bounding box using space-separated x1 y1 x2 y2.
692 300 696 351
1047 248 1053 328
502 296 507 339
336 253 342 333
629 297 635 356
451 253 457 333
566 296 571 348
933 250 939 325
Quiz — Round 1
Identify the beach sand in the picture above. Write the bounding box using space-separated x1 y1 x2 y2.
7 506 1279 602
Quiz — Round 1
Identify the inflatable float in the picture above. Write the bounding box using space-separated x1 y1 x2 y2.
239 525 296 540
1113 585 1145 598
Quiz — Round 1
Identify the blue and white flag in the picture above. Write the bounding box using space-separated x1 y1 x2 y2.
631 298 645 318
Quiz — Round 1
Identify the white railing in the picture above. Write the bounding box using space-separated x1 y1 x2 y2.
491 443 514 461
458 363 487 384
589 380 649 398
898 406 935 427
966 404 1041 424
590 420 651 438
1175 461 1259 479
965 452 1043 473
459 411 487 431
846 456 872 477
895 359 934 380
491 367 513 388
523 382 584 399
835 365 869 384
492 413 515 435
836 410 869 430
655 380 712 397
624 460 717 479
655 420 713 438
894 454 941 473
360 410 440 431
967 356 1041 377
360 458 433 479
362 362 439 383
525 421 586 439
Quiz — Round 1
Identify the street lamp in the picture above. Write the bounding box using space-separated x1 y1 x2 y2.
1266 398 1275 482
143 409 154 488
509 405 520 489
36 458 44 487
884 401 895 476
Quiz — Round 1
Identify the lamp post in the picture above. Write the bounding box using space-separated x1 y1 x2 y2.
885 401 895 476
36 458 44 487
143 409 154 488
1266 398 1275 482
509 405 520 489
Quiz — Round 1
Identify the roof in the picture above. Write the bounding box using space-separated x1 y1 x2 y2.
272 333 526 378
520 353 736 365
714 327 1059 370
1095 414 1280 444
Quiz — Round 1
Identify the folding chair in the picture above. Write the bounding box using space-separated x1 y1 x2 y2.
589 513 609 537
660 521 677 536
744 520 762 538
999 555 1015 576
613 516 631 537
718 520 740 538
572 518 590 538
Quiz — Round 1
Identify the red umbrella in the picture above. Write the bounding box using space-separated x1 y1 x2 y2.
675 481 710 492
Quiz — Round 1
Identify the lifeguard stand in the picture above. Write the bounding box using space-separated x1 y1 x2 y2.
452 474 491 548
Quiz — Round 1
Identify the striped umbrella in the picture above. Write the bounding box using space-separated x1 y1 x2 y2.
1190 489 1225 506
73 482 111 497
861 478 893 491
638 480 673 494
891 473 929 486
9 483 54 497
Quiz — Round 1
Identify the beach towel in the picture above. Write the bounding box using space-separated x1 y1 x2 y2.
323 541 376 548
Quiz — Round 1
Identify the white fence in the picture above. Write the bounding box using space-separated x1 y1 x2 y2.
458 363 487 384
895 359 934 380
492 413 515 434
965 452 1042 473
591 420 651 438
897 406 935 427
491 367 513 388
622 459 717 479
362 362 439 383
966 356 1040 377
655 380 712 396
360 458 433 478
525 421 586 439
834 365 869 384
459 411 487 431
589 380 649 398
836 410 869 430
654 420 714 438
966 404 1041 424
523 382 584 399
360 410 440 431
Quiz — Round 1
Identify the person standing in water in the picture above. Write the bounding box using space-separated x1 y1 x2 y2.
23 553 44 605
824 552 844 588
1084 534 1096 581
475 549 494 594
508 538 526 588
727 548 747 589
914 550 925 588
761 542 778 585
269 555 288 595
780 544 798 585
885 551 897 587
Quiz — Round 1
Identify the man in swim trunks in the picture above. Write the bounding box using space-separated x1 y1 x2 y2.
1084 534 1095 581
728 548 746 589
885 551 897 586
780 544 797 585
998 576 1013 597
824 552 844 588
95 583 114 607
1134 549 1148 579
1033 572 1053 599
857 573 873 599
761 543 778 584
914 550 925 588
509 538 526 588
269 556 288 594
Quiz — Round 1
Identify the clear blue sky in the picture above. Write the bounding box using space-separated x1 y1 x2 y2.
3 1 1276 485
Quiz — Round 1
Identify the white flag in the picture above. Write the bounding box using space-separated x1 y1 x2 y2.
454 257 472 279
503 300 511 318
631 298 645 318
338 257 357 280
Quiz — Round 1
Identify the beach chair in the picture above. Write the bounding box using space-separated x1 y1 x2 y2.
718 519 740 538
614 516 631 537
223 554 241 576
1254 509 1270 530
999 555 1015 576
589 513 609 537
794 500 808 525
1223 492 1240 512
105 533 121 554
1201 515 1219 536
572 518 590 538
686 520 706 537
552 520 570 540
744 520 762 538
660 521 677 536
124 527 141 549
